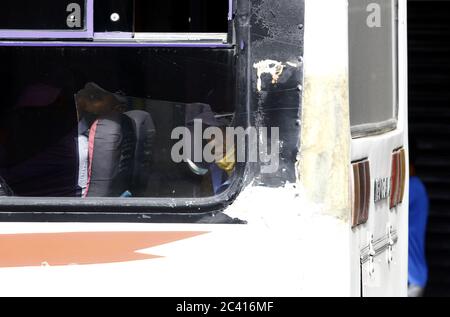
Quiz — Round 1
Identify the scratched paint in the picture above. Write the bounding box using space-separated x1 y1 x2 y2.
298 0 351 221
253 60 285 92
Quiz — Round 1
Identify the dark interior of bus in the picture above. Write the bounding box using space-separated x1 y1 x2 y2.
0 47 236 199
96 0 229 33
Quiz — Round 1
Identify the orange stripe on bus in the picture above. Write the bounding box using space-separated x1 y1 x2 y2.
0 231 207 268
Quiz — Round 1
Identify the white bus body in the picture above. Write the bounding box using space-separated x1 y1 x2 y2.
0 0 408 297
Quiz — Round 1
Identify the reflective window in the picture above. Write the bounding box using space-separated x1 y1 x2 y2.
94 0 133 32
349 0 398 134
94 0 229 33
0 47 236 199
0 0 86 30
134 0 229 33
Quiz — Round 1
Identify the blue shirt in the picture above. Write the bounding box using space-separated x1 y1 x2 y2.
210 163 232 195
408 176 429 287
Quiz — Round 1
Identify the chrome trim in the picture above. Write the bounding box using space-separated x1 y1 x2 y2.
351 119 398 139
94 32 133 40
360 230 398 264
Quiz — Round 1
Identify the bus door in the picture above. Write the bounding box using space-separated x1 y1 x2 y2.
349 0 408 296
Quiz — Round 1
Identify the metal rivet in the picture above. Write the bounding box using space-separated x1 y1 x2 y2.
110 13 120 22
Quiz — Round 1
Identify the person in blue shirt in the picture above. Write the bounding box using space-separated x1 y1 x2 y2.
408 138 430 297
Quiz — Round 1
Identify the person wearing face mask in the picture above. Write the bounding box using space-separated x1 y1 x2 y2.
184 105 236 196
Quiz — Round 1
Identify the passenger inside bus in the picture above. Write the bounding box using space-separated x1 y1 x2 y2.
0 82 79 197
0 86 235 199
184 104 235 195
0 48 235 199
75 82 136 198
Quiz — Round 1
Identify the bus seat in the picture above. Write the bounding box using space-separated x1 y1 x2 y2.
84 113 136 197
124 110 156 196
143 100 218 197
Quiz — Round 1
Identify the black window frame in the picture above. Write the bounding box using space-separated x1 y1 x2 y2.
0 0 306 223
0 0 250 223
0 0 93 39
0 0 233 44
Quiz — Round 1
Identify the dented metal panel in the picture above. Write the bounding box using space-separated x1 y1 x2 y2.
249 0 304 187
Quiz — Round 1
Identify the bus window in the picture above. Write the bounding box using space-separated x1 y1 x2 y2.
0 47 236 199
0 0 86 30
0 1 230 41
349 0 398 137
134 0 229 33
94 0 229 34
94 0 133 33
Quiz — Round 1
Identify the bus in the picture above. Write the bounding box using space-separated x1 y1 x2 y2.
0 0 408 297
